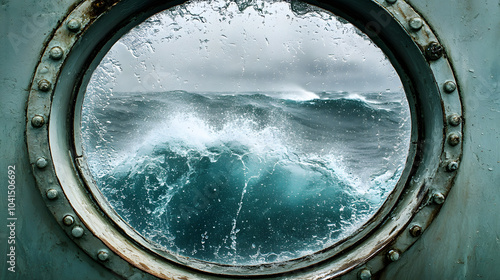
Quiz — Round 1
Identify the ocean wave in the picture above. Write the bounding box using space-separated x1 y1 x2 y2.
82 88 410 265
90 112 402 264
142 91 403 121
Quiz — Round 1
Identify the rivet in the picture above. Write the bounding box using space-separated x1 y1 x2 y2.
49 46 64 60
410 225 422 237
67 18 81 32
444 81 457 93
38 79 51 92
359 269 372 280
448 133 461 146
72 226 84 238
63 215 75 226
409 17 423 30
36 157 48 169
97 250 109 262
39 66 49 74
46 189 58 200
448 114 462 126
386 0 397 4
433 192 446 205
31 115 45 128
387 249 400 262
425 42 444 61
447 161 459 172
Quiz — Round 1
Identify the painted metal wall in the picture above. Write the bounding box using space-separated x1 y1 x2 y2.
382 0 500 279
0 1 121 279
0 0 498 279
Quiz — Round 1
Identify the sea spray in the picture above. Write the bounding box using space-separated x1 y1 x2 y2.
82 90 410 265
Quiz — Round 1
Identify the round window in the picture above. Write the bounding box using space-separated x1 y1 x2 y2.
26 0 462 278
81 0 410 266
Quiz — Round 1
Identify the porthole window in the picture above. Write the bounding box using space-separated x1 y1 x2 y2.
81 0 410 267
26 0 462 278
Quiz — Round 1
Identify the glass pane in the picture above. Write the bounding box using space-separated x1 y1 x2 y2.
81 0 411 266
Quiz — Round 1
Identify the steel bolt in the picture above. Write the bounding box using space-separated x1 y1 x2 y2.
386 0 397 4
71 226 84 238
410 225 422 237
387 249 400 262
49 46 64 60
448 133 461 146
97 250 109 261
31 115 45 128
46 189 58 200
359 269 372 280
444 81 457 93
425 42 444 61
63 215 75 226
38 79 51 92
409 17 423 30
448 114 462 126
433 193 446 205
447 161 459 172
67 19 81 32
36 157 48 169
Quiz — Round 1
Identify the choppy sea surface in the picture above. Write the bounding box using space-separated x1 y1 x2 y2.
81 89 411 265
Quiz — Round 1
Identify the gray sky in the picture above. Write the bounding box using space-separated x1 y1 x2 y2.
90 0 402 93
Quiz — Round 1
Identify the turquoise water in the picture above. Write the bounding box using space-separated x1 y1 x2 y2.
81 90 410 265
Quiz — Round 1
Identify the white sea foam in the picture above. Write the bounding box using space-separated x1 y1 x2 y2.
275 90 320 101
82 95 408 266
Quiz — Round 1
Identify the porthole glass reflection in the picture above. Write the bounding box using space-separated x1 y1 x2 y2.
81 0 411 266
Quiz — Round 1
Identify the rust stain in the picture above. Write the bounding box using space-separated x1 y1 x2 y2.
138 262 151 271
89 0 120 18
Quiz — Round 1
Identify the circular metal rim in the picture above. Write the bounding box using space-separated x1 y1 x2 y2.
72 0 419 275
25 0 463 279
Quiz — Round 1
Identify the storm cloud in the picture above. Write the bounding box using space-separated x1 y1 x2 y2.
93 0 402 94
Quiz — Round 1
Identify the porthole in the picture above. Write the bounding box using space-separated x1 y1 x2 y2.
81 0 412 269
26 0 462 279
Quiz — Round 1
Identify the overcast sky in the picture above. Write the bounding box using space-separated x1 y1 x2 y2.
90 0 402 94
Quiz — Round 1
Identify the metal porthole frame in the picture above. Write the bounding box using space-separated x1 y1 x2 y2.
26 0 463 279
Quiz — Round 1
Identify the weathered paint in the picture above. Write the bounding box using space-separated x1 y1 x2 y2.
381 0 500 279
0 0 498 279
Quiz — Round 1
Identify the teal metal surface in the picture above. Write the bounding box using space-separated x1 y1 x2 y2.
383 0 500 279
0 1 121 279
0 0 499 279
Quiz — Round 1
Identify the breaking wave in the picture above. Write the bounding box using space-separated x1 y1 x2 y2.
82 90 410 265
